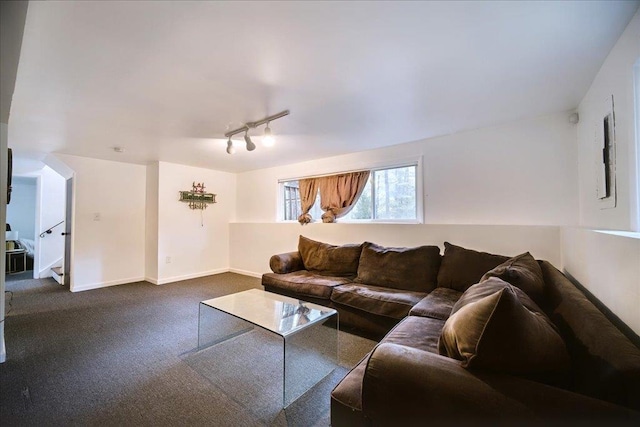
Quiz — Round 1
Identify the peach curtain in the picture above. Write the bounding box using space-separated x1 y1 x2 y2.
319 171 370 223
297 178 319 224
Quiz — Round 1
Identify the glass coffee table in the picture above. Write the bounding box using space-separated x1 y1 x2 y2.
198 289 338 407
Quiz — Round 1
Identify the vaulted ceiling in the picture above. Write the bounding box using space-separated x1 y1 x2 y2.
8 1 639 172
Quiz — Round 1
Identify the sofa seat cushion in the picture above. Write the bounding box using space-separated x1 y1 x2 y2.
298 235 363 277
262 271 352 300
437 242 510 292
331 284 427 320
354 242 442 292
330 316 445 416
438 278 570 383
410 287 462 320
382 316 445 353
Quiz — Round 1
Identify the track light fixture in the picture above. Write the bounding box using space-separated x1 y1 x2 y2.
226 137 235 155
224 110 289 154
244 131 256 151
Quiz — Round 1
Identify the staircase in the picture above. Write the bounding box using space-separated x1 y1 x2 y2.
51 267 64 285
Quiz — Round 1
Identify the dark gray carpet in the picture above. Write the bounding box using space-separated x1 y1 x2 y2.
5 270 34 282
1 273 376 426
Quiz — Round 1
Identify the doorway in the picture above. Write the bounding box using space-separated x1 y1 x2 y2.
5 160 69 288
5 176 36 281
62 177 72 287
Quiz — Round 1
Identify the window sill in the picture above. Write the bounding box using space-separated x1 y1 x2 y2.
593 230 640 239
277 220 423 225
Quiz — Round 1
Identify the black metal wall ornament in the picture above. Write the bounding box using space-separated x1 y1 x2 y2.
179 182 216 227
179 182 217 210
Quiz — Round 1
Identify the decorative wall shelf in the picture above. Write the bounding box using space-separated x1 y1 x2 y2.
179 182 217 210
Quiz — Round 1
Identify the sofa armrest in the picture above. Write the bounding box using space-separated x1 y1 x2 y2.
269 251 304 274
362 343 639 425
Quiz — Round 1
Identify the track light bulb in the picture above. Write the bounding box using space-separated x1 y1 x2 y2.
263 124 275 147
245 132 256 151
226 138 235 155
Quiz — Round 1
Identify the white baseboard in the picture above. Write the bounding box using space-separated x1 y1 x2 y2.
71 276 146 292
153 268 230 285
228 268 263 279
38 271 51 279
71 269 262 291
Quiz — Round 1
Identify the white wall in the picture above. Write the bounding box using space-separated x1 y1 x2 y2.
56 154 146 292
230 223 561 278
6 176 36 239
231 112 576 276
576 11 639 231
154 161 236 284
145 162 159 283
236 112 578 226
562 228 640 334
562 12 640 336
35 166 65 277
37 157 236 289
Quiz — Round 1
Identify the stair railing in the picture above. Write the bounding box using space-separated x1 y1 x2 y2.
39 220 65 238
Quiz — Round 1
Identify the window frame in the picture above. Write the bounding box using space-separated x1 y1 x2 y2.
633 60 640 231
277 157 424 224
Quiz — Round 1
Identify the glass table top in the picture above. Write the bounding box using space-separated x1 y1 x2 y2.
200 289 336 337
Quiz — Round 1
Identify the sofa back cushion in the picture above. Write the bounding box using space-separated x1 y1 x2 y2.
298 235 363 277
437 242 510 292
480 252 546 306
541 261 640 411
354 242 441 292
438 277 570 383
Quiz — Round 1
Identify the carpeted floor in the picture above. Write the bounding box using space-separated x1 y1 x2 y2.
1 273 376 426
5 270 35 282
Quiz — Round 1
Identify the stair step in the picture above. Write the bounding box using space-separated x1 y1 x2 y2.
51 267 64 285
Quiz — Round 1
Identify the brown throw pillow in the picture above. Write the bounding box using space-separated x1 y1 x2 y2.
298 235 362 277
438 278 570 381
354 242 441 292
480 252 546 306
436 242 510 292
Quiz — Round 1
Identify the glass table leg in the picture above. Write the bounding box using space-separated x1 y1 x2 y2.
283 313 338 407
198 302 254 350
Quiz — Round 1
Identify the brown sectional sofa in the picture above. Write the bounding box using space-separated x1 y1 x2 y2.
263 236 442 338
262 236 640 424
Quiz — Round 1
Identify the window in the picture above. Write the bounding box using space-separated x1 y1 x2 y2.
283 181 301 221
280 163 419 222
